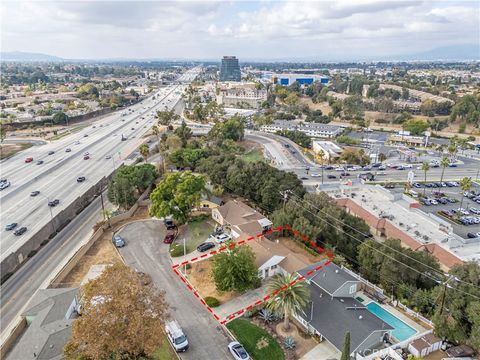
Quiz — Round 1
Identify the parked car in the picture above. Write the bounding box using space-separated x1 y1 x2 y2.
413 183 422 188
14 227 27 236
384 184 395 189
112 234 125 247
30 191 40 197
327 174 337 179
5 223 18 231
228 342 250 360
25 157 33 163
210 233 232 244
165 320 189 352
467 232 480 238
197 242 215 252
77 176 86 183
378 165 387 170
163 231 175 244
164 219 176 230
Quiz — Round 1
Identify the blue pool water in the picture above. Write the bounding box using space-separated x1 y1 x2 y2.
366 302 417 341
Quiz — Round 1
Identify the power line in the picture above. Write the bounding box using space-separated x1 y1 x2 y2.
287 196 480 301
288 191 480 290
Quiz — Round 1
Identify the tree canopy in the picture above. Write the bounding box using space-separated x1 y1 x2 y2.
64 263 168 360
208 116 245 144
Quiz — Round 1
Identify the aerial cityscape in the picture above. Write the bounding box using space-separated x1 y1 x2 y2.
0 1 479 360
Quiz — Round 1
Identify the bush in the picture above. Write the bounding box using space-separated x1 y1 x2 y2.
204 296 220 307
169 243 184 257
40 239 49 246
27 250 38 258
284 336 296 349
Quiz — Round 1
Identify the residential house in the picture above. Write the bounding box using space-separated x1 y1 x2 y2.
294 260 393 357
7 288 79 360
199 194 223 210
211 200 272 239
247 238 308 279
408 333 442 358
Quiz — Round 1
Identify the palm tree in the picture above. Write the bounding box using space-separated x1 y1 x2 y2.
459 177 472 209
316 150 326 185
265 274 310 331
440 157 449 184
139 144 149 162
378 153 387 163
421 162 430 195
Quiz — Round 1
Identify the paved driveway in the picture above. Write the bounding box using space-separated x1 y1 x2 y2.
117 220 233 360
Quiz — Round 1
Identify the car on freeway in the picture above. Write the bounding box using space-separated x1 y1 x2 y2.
83 155 90 160
83 134 88 137
48 199 60 207
47 151 55 155
36 160 44 165
164 219 177 230
105 155 112 159
112 234 125 248
0 181 10 190
14 227 27 236
30 191 40 197
65 148 71 152
131 127 135 130
77 176 86 183
163 231 176 244
5 223 18 231
197 242 215 252
74 141 80 145
228 341 250 360
25 157 33 163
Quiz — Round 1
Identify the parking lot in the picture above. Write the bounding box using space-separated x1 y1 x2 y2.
404 182 480 239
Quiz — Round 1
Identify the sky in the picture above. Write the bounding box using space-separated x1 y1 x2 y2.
1 0 479 61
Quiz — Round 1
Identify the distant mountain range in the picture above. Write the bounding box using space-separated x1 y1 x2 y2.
1 44 478 63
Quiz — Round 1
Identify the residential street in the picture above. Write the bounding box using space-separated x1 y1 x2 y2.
117 220 233 360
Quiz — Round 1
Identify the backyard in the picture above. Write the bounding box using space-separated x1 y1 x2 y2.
227 319 285 360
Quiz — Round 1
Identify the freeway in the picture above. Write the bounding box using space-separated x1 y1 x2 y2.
0 67 201 266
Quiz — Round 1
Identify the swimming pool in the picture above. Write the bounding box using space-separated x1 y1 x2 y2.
366 302 417 341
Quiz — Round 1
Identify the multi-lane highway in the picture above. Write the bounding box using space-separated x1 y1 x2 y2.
0 67 201 266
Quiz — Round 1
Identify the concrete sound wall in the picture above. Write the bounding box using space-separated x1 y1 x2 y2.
1 177 110 278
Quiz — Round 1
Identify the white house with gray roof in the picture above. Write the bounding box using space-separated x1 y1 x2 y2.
294 260 393 357
260 120 344 138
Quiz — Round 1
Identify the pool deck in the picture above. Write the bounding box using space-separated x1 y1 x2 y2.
356 291 429 335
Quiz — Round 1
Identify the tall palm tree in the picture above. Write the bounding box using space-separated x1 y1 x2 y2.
265 273 310 331
421 162 430 195
440 157 450 184
139 144 149 163
378 153 387 163
459 177 472 209
317 150 326 185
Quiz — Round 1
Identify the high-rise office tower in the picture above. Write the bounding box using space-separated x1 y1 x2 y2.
219 56 241 82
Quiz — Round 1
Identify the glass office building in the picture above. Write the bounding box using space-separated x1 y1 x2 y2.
219 56 241 82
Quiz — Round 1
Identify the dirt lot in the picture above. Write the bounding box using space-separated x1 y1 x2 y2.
277 237 327 264
0 143 33 159
299 97 332 114
58 206 150 287
187 259 240 304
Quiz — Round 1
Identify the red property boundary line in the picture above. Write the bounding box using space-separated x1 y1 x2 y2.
171 225 334 325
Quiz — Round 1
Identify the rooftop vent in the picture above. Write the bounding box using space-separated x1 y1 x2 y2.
359 315 363 320
335 269 339 273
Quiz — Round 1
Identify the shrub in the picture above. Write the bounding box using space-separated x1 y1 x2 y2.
259 308 276 323
27 250 38 258
40 239 49 246
284 336 296 349
204 296 220 307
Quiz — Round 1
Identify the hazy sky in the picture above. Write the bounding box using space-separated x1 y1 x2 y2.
1 0 479 60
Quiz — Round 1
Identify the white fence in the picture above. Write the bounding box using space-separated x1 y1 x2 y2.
396 301 434 327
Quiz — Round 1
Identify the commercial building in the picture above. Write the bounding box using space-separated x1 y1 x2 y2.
216 82 267 109
261 120 344 138
219 56 241 82
274 73 329 86
312 140 343 161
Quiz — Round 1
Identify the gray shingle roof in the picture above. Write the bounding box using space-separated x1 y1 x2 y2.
299 284 393 353
297 260 358 295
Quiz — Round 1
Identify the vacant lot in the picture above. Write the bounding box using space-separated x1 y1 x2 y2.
0 143 33 160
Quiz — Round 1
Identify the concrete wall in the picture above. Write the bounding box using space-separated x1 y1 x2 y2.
1 176 110 278
0 318 26 360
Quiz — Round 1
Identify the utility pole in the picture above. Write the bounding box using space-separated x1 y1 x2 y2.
280 190 290 210
439 275 458 316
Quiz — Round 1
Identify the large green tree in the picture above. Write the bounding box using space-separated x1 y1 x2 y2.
211 244 260 292
149 172 206 224
209 116 244 143
174 121 193 147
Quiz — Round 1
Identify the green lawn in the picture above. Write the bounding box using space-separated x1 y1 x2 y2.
151 335 177 360
240 149 265 163
170 217 215 257
226 319 284 360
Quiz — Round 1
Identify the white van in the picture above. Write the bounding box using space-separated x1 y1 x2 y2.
165 320 189 352
408 190 419 198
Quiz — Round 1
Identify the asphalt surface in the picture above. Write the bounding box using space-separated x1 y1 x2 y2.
0 68 200 265
0 193 106 335
117 220 233 360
